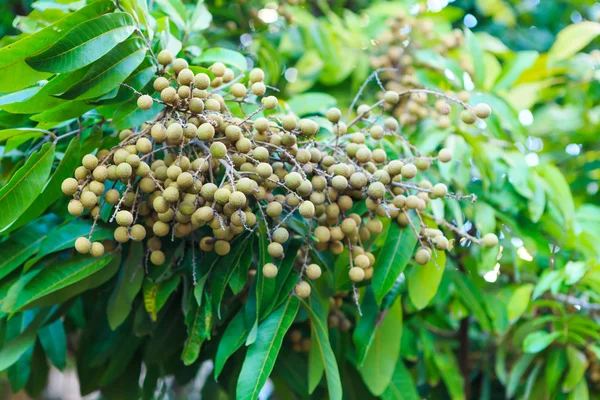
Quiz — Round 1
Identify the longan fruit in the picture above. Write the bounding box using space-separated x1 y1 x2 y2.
214 240 231 256
305 264 322 280
150 250 166 265
349 267 365 282
268 242 284 258
460 109 476 124
295 281 311 298
61 178 79 195
415 248 431 265
482 233 498 248
326 107 341 123
474 103 491 119
116 210 133 226
80 191 97 209
178 68 194 85
161 87 177 104
354 254 370 269
90 242 105 257
157 50 173 65
194 73 210 90
75 237 91 254
299 201 315 218
153 76 169 92
266 202 283 217
129 224 146 241
137 95 153 110
172 58 188 74
211 62 226 77
273 227 289 244
210 142 227 159
438 148 452 163
263 263 278 278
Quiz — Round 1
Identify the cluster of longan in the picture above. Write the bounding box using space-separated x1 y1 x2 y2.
62 48 497 299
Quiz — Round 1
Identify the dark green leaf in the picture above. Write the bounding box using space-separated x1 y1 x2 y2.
143 275 180 321
381 359 419 400
563 345 588 392
214 308 249 379
182 291 212 366
38 318 67 370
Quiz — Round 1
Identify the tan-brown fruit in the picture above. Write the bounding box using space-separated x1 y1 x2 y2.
268 242 284 258
273 227 289 244
299 201 315 218
415 248 431 265
263 263 278 278
295 281 311 298
474 103 491 119
114 226 129 243
75 237 91 254
80 191 97 209
129 224 146 241
438 148 452 163
137 95 153 110
157 50 173 65
354 254 371 269
116 210 134 226
215 240 231 256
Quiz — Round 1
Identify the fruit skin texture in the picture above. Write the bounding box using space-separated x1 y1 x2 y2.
137 95 154 110
75 237 91 254
295 281 311 298
482 233 499 248
263 263 278 278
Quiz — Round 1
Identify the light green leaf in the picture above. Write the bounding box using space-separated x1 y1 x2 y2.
214 309 249 379
493 51 538 91
507 284 533 323
0 0 115 91
0 143 55 233
154 0 187 28
0 128 49 143
563 346 588 393
381 358 419 400
195 47 248 72
26 13 136 73
465 28 485 88
523 331 562 354
353 287 379 367
188 1 212 31
286 92 336 116
59 37 146 100
182 291 212 366
372 222 418 304
359 298 403 396
548 22 600 64
236 295 300 400
506 354 535 398
407 248 446 310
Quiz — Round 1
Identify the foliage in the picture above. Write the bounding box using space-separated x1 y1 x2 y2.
0 1 599 400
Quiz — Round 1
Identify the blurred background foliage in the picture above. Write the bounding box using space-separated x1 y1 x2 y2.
1 0 600 399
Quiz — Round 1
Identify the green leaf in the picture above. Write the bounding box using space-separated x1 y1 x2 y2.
506 354 535 398
353 287 379 367
449 271 492 332
507 284 533 323
10 137 80 231
568 379 589 400
195 47 248 72
112 97 163 130
214 309 249 379
545 348 566 394
0 128 49 142
301 289 342 400
431 346 465 400
0 0 115 92
563 346 588 392
548 22 600 64
182 290 212 366
60 37 147 100
0 143 55 233
493 51 538 92
143 275 180 321
522 331 562 354
107 242 145 330
0 308 51 371
236 295 300 400
286 92 336 116
38 318 67 370
13 253 117 311
154 0 187 29
407 248 446 310
372 222 418 304
189 1 212 31
26 13 136 73
359 298 403 396
465 28 485 88
381 359 419 400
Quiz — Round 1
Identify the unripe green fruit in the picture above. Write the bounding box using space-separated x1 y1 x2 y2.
195 123 214 141
384 90 400 104
349 267 365 282
150 250 166 265
90 242 104 257
305 264 322 280
82 154 98 170
161 87 177 103
194 73 210 89
262 263 278 278
355 147 372 163
210 142 227 159
153 76 169 92
367 181 386 199
299 119 319 136
401 163 417 179
405 195 421 209
254 117 269 132
153 221 170 237
237 178 257 194
62 178 79 195
229 191 247 209
262 96 278 110
117 163 132 179
267 202 283 217
367 219 383 234
177 172 194 189
200 183 218 201
75 237 91 254
116 210 133 226
255 163 272 179
482 233 498 248
151 124 167 142
137 95 153 110
432 183 448 198
194 206 214 222
460 109 477 124
281 115 297 130
299 201 315 218
474 103 491 119
357 104 371 117
114 226 129 243
295 281 311 298
268 242 284 258
172 58 188 74
415 248 431 265
183 123 197 139
178 68 194 85
157 50 174 65
214 240 231 256
438 148 452 163
211 62 226 77
163 186 180 203
273 227 289 244
80 191 97 209
326 107 341 123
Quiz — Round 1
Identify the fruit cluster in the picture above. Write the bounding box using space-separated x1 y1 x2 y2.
62 49 497 299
